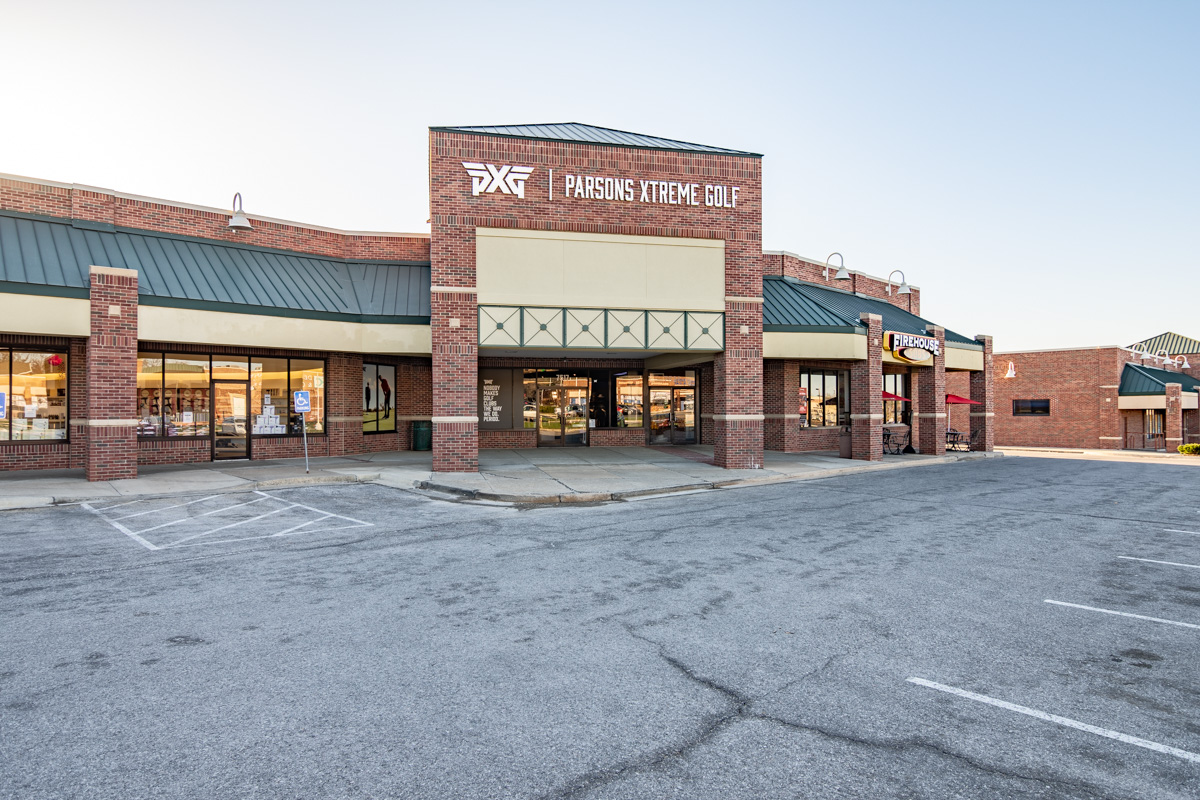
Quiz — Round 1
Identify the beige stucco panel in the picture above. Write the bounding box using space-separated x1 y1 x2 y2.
763 331 866 360
139 306 431 355
1118 394 1198 410
945 346 984 371
476 227 724 311
0 294 90 337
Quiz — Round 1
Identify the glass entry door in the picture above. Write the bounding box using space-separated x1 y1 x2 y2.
673 388 696 444
537 384 589 446
212 382 249 460
650 388 696 445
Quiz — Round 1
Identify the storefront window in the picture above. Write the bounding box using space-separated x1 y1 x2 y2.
212 357 249 381
137 354 164 437
251 358 289 436
6 351 68 441
362 363 395 434
290 359 325 433
800 370 849 427
0 350 9 441
165 355 211 436
615 374 643 428
883 373 910 425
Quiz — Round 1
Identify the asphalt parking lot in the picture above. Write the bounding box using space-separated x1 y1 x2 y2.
2 456 1198 799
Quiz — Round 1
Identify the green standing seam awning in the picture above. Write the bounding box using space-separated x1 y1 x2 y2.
762 275 979 347
0 210 431 324
1118 362 1200 396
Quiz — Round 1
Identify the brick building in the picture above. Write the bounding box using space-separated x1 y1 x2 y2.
994 333 1200 451
0 123 993 479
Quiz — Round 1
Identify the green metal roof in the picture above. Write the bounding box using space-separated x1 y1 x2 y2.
1119 362 1200 395
431 122 762 157
1128 332 1200 356
0 211 431 323
763 276 979 347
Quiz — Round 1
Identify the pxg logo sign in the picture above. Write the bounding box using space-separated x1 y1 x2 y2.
462 162 534 199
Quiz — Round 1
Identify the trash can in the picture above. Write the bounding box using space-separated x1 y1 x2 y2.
412 420 432 451
839 426 853 459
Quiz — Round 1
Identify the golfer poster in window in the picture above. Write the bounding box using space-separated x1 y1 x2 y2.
377 365 395 432
362 364 377 432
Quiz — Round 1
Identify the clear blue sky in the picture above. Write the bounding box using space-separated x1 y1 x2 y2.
2 1 1196 351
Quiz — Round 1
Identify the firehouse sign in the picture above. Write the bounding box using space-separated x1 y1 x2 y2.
886 331 940 364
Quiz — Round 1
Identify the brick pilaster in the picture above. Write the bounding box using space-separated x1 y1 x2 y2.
851 314 883 460
763 360 802 451
969 334 995 452
713 301 764 470
325 352 365 456
1165 383 1184 452
916 325 947 456
86 266 138 481
431 285 479 472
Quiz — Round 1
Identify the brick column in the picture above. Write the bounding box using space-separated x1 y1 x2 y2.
969 334 995 452
86 266 138 481
851 313 883 460
325 352 364 456
1165 383 1184 453
431 287 479 472
713 299 764 469
763 360 803 452
915 325 947 456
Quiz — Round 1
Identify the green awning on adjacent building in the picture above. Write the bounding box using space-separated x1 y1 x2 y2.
1119 362 1200 396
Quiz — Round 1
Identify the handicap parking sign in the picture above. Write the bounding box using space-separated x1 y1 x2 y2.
293 390 311 413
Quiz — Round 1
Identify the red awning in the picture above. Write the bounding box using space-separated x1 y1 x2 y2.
945 394 982 405
882 391 911 402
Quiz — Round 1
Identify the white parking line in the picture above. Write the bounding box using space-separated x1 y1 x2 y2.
261 491 371 526
1045 600 1200 630
1163 529 1200 536
164 504 297 547
111 495 221 520
136 496 270 533
1119 556 1200 570
169 523 369 549
907 678 1200 764
81 503 160 551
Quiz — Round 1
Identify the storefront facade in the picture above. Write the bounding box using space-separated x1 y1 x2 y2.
994 333 1200 451
0 122 993 479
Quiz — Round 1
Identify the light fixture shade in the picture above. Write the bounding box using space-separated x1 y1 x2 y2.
1182 356 1193 369
228 210 253 231
1004 361 1017 378
228 192 252 232
834 267 851 280
897 282 911 295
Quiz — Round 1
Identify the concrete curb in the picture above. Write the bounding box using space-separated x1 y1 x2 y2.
0 472 382 512
415 452 996 505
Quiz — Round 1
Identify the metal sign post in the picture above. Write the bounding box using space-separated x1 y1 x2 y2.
293 390 311 474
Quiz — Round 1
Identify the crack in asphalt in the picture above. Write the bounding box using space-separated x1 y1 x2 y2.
536 629 1122 800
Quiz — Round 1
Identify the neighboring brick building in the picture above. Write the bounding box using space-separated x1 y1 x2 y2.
994 333 1200 451
0 122 993 479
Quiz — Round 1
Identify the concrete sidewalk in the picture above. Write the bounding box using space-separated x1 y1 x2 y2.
999 446 1200 465
0 446 997 510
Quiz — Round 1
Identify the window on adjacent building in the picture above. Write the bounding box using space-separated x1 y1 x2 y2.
2 350 68 441
1012 399 1050 416
362 363 395 434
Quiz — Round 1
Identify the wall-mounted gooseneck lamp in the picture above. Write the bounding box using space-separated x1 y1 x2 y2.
1176 355 1193 370
823 252 850 281
228 192 252 232
885 269 911 296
